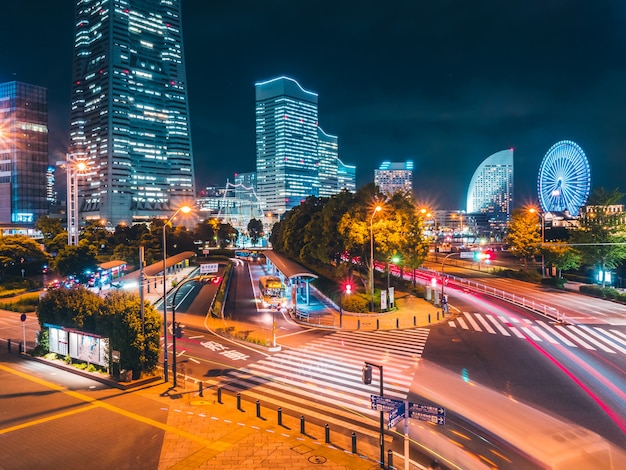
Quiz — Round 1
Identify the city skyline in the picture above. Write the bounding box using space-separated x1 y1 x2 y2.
2 1 625 210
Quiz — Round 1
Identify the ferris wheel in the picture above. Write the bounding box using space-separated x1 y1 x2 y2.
537 140 591 217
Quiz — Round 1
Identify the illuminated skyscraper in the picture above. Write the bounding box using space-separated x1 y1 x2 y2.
0 81 49 225
255 76 319 215
68 0 195 227
317 127 338 198
374 160 414 197
466 149 514 223
337 158 356 193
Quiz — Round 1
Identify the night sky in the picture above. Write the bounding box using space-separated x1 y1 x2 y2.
2 0 625 209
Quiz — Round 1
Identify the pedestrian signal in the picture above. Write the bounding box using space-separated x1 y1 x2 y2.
362 365 373 385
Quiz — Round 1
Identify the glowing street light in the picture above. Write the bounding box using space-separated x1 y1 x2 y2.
370 205 383 311
529 207 546 277
162 205 192 384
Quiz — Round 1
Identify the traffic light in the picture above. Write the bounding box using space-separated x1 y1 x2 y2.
174 322 184 338
345 283 352 294
362 364 373 385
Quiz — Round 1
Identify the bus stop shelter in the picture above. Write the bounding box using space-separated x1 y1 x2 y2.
263 251 318 308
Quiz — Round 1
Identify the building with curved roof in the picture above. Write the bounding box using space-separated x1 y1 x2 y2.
466 149 514 224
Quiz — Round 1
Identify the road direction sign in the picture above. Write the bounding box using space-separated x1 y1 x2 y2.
387 402 406 429
370 395 403 412
411 413 446 425
409 403 445 417
200 263 218 274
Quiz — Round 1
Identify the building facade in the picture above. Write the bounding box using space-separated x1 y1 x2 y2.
466 149 514 224
317 127 339 198
68 0 195 227
374 160 414 197
337 158 356 193
0 81 49 225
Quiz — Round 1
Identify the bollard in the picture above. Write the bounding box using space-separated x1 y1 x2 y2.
198 381 203 397
376 319 380 329
18 341 23 354
217 387 223 404
388 449 393 469
325 424 330 443
351 432 357 454
396 317 399 328
300 415 305 434
256 400 261 418
357 319 360 330
428 313 431 323
414 316 416 326
237 392 242 411
437 311 439 321
278 407 283 426
7 338 11 353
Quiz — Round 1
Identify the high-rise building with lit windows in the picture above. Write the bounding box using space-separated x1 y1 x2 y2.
466 149 514 223
317 127 338 198
68 0 195 227
337 158 356 193
0 81 49 225
255 76 319 215
374 160 414 197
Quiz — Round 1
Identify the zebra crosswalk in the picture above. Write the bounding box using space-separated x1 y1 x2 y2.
449 312 626 355
220 328 429 436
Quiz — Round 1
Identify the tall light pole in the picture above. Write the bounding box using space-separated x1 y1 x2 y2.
64 159 87 246
369 205 382 312
529 208 546 277
162 205 191 384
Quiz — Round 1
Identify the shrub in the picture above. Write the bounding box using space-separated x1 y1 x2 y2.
540 277 566 289
342 293 369 313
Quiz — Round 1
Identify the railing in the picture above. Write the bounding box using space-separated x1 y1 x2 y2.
417 267 567 324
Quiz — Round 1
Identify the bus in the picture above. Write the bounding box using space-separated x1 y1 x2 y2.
258 275 287 308
235 249 260 261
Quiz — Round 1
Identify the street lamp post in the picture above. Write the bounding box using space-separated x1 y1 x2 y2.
369 205 383 312
170 276 200 388
364 362 385 468
162 205 191 384
530 208 546 277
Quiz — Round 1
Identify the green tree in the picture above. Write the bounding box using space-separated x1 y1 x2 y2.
542 242 582 279
247 218 264 246
0 234 49 279
37 287 104 331
505 209 542 269
52 241 98 277
35 216 64 244
570 188 626 287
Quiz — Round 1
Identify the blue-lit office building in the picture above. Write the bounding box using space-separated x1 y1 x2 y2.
68 0 195 227
0 81 49 225
337 158 356 193
255 76 354 216
374 160 414 197
466 149 514 224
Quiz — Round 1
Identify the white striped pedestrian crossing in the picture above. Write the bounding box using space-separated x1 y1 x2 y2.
221 329 429 431
448 312 626 355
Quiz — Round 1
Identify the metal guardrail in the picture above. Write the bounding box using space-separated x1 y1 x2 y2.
417 267 568 324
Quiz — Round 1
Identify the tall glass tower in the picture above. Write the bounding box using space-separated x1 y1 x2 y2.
255 76 319 215
466 149 514 223
0 81 49 225
68 0 195 227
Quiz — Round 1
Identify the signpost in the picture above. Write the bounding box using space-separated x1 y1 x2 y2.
200 263 218 274
408 402 446 425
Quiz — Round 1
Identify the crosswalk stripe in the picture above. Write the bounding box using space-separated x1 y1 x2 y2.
520 326 542 341
578 326 619 354
536 321 577 347
474 314 496 334
556 326 596 350
463 312 482 331
610 329 626 342
486 315 511 336
565 325 614 353
509 326 526 339
457 317 469 329
531 325 559 344
594 328 626 354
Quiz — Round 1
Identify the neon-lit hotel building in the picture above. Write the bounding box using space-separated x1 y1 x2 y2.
68 0 195 227
0 81 49 225
374 160 414 197
466 149 514 223
255 76 354 216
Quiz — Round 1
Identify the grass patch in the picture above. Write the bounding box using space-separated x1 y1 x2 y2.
205 315 272 346
0 292 40 312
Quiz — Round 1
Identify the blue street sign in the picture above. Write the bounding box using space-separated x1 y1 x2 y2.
411 412 446 425
409 402 446 417
370 394 404 412
387 402 406 429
